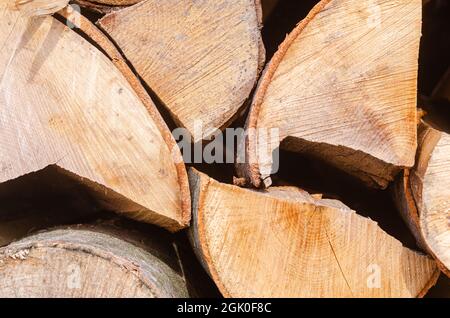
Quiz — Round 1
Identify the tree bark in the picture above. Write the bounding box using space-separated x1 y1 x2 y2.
0 225 190 297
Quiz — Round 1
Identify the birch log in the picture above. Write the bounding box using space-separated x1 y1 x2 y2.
189 168 439 297
98 0 265 141
0 5 190 231
238 0 421 189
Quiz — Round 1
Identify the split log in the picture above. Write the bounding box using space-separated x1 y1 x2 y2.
98 0 265 141
238 0 422 189
0 6 190 231
0 226 189 297
433 68 450 98
394 123 450 277
9 0 69 16
189 168 439 297
73 0 136 14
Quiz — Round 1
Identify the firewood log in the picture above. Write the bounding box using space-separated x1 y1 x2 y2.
0 5 190 231
237 0 422 189
98 0 265 141
0 225 190 297
188 168 439 297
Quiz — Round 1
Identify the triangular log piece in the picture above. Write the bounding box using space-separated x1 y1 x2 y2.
98 0 265 141
0 7 190 231
394 123 450 277
189 168 439 297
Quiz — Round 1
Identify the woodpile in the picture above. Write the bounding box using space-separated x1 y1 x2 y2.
0 0 448 298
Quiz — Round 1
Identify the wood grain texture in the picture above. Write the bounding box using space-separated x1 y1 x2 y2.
72 0 126 14
396 124 450 277
0 6 190 231
189 168 439 298
8 0 69 16
99 0 265 141
0 227 189 297
87 0 141 5
240 0 421 188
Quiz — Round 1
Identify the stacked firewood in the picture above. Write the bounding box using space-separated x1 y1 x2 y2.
0 0 448 297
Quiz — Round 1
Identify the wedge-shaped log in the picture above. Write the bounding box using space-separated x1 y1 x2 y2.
189 169 439 297
0 8 190 231
394 123 450 277
85 0 141 5
99 0 265 141
0 226 189 297
239 0 421 188
8 0 69 16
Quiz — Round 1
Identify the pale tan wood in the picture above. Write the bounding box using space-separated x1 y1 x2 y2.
189 168 439 298
394 68 450 277
395 124 450 277
6 0 69 16
0 6 190 231
98 0 265 141
0 227 189 297
239 0 421 189
261 0 279 22
432 68 450 98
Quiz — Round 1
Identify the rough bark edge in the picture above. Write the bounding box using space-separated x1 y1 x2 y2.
57 9 191 232
239 0 333 188
190 168 439 298
0 227 188 297
239 0 418 188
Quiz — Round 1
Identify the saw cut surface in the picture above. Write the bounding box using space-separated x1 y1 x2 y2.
189 169 438 298
0 7 190 231
244 0 421 188
99 0 264 141
0 228 189 297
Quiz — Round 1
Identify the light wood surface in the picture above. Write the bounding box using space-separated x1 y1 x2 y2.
0 6 190 231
